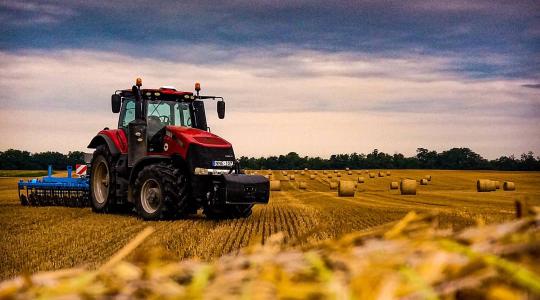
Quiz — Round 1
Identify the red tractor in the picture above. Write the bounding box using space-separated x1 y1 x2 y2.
87 79 269 220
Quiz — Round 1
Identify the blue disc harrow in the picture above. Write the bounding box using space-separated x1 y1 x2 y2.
18 166 90 207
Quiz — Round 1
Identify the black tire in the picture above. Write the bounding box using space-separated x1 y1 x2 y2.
133 162 189 220
204 204 253 220
89 145 116 213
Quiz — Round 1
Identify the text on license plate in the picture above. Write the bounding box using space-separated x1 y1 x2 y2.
212 160 234 167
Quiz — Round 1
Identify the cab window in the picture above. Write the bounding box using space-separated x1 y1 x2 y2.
174 103 192 127
121 100 135 128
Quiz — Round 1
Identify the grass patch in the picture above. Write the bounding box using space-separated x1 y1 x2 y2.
1 210 539 299
0 170 50 177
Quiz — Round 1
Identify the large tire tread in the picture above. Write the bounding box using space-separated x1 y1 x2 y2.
89 145 116 213
133 162 189 220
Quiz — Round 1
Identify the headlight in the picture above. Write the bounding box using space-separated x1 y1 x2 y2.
194 167 208 175
194 168 231 175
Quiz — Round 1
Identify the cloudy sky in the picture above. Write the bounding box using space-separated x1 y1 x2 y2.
0 1 539 159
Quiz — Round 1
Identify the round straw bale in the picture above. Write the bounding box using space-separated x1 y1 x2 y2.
503 181 515 191
357 177 365 183
347 171 353 175
328 174 333 179
289 175 295 181
477 179 496 192
378 171 385 177
386 171 391 176
298 181 307 189
300 171 305 175
309 174 315 180
338 180 355 197
369 173 375 178
494 181 500 189
313 171 318 175
329 181 338 190
337 173 342 177
282 171 288 176
400 179 417 195
425 175 432 181
420 178 428 185
294 170 298 174
270 180 281 191
304 168 308 171
334 170 338 173
390 181 399 189
345 167 350 171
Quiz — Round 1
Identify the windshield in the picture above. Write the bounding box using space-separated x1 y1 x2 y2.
119 99 194 134
147 100 192 127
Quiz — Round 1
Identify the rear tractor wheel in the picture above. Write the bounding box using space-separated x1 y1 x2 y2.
90 145 116 213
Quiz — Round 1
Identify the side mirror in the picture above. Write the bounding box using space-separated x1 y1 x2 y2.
111 94 121 113
217 100 225 119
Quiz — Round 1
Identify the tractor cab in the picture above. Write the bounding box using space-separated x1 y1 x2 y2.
112 82 225 154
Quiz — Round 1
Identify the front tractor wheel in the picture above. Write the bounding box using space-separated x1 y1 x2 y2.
134 163 189 220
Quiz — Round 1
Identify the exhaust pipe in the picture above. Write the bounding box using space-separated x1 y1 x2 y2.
128 78 147 167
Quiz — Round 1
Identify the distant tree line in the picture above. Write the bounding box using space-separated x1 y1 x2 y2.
1 147 539 171
239 148 540 171
0 149 85 170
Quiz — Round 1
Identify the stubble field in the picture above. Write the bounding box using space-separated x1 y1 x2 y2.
1 169 539 280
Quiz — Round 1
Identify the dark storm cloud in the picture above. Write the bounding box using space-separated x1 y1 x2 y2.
1 0 538 78
522 83 540 89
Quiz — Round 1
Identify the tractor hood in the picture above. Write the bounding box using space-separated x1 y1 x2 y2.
166 126 232 149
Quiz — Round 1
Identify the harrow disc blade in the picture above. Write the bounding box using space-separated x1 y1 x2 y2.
19 187 90 208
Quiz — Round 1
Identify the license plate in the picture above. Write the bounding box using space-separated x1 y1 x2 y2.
212 160 234 167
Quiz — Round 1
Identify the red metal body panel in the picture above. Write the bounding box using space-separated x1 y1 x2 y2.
99 126 231 158
98 129 128 153
158 126 232 158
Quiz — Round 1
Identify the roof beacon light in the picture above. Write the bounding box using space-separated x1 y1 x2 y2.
136 77 142 87
195 82 201 92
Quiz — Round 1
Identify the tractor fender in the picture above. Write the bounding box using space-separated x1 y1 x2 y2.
87 134 120 156
86 133 120 156
128 156 171 185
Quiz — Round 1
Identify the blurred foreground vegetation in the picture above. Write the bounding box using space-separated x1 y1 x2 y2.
1 203 538 299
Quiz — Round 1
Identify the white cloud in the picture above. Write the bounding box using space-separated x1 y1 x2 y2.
0 48 538 158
